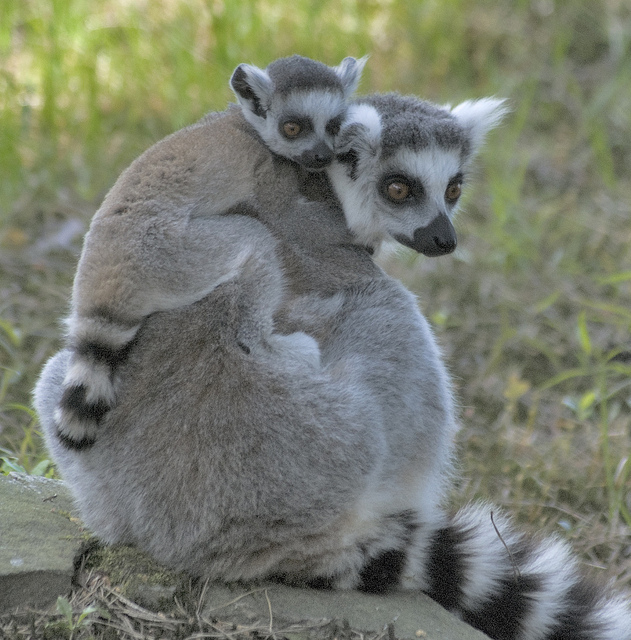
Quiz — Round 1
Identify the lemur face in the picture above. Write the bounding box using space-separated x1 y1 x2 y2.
367 145 463 256
258 89 346 170
329 95 507 254
231 55 366 171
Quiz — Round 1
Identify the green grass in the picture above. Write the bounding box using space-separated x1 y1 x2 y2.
1 0 630 591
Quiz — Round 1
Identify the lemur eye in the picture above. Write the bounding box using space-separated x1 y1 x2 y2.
282 122 301 138
445 179 462 203
386 180 410 202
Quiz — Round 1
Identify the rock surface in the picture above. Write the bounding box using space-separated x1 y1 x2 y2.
197 583 492 640
0 473 490 638
0 472 85 614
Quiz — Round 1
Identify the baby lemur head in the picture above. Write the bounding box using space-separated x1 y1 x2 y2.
328 93 508 256
230 55 366 170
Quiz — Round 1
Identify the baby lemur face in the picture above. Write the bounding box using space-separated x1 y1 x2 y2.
231 55 366 170
329 94 508 255
255 89 345 170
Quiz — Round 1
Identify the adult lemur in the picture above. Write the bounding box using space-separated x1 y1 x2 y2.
35 57 630 639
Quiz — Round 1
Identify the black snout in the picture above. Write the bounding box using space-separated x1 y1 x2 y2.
395 214 457 257
299 141 334 170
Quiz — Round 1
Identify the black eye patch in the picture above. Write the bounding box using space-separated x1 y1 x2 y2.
325 116 343 136
336 149 359 180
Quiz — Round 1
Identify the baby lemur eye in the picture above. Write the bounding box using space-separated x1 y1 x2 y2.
385 179 411 203
445 177 463 203
282 121 302 138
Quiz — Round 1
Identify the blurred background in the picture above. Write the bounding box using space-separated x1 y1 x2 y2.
1 0 630 588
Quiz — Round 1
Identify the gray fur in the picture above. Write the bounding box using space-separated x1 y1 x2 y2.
356 93 469 157
56 55 368 449
55 107 288 447
36 90 470 579
230 56 366 169
35 133 458 580
266 55 361 97
33 83 631 638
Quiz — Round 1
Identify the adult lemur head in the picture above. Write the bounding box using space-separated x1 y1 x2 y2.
231 55 366 170
328 93 508 256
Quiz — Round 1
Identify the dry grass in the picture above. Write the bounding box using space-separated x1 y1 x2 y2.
0 570 396 640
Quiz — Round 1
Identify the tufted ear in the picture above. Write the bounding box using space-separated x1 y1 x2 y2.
333 55 369 98
450 98 509 155
230 63 274 119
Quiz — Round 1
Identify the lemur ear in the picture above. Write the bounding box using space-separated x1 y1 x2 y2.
450 98 509 155
230 63 274 119
334 56 369 98
335 103 381 156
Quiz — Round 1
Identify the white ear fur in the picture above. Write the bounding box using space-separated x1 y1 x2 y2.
334 55 369 98
230 63 274 119
336 103 381 155
450 97 509 154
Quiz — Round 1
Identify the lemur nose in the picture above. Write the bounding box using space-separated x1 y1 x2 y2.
301 143 334 170
394 213 457 257
312 153 332 167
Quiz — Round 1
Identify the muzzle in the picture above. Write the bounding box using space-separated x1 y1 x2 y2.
394 213 457 257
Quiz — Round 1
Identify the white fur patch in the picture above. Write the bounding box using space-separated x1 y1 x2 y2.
326 159 381 247
54 414 97 442
326 107 388 249
400 509 449 591
68 316 140 348
590 595 631 640
389 146 462 210
344 103 382 146
451 504 523 611
54 404 98 442
63 359 116 404
518 537 579 640
285 90 347 126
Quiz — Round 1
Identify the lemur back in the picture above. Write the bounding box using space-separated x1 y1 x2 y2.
56 56 365 449
35 89 631 639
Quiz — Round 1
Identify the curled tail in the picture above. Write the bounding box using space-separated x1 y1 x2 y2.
54 313 140 450
395 503 631 640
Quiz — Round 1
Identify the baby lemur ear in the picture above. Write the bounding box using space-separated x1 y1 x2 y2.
230 63 274 119
450 97 509 156
334 55 369 98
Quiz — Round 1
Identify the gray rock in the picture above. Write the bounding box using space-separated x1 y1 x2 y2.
0 472 84 614
199 583 491 640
